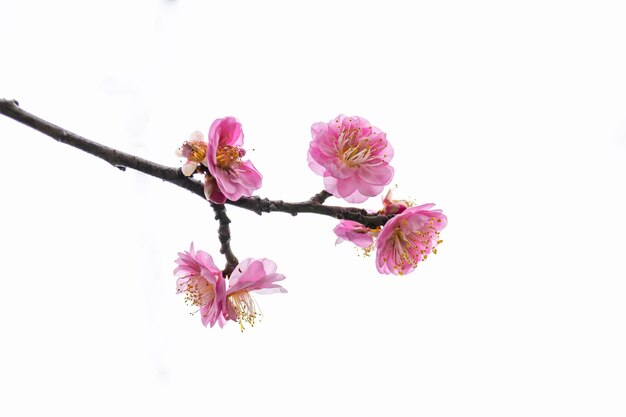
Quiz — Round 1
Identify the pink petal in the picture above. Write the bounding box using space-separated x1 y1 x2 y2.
343 190 369 204
355 181 385 198
307 149 327 176
236 161 263 189
357 165 394 186
334 177 358 198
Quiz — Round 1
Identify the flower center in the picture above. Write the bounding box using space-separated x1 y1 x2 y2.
335 126 388 168
184 276 215 307
216 145 244 170
391 228 417 271
389 220 442 275
336 129 372 167
181 141 207 163
227 290 261 332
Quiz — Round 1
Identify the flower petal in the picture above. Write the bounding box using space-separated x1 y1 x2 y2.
357 164 394 186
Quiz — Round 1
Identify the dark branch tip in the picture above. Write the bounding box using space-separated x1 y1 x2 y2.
0 98 19 107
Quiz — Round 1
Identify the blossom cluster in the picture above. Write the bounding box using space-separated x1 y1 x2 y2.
308 115 448 275
334 190 447 275
175 114 447 329
175 244 286 331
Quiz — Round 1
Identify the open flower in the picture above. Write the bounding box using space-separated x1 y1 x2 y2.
222 258 287 332
174 243 226 327
176 131 208 176
333 220 376 249
308 115 394 203
206 117 262 202
376 204 447 275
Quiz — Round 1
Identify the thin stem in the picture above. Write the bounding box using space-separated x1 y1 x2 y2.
308 190 332 204
211 203 239 277
0 98 393 229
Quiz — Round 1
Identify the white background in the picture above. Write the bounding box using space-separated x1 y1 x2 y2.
1 1 625 416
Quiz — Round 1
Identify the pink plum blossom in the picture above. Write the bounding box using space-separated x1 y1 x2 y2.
333 220 375 249
174 243 226 327
176 131 207 177
222 258 287 332
376 204 447 275
308 115 394 203
206 117 262 202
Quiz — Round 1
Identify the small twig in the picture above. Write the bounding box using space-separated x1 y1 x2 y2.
309 190 332 204
211 203 239 277
0 98 393 229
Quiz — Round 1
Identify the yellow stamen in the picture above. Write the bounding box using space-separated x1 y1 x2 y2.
181 141 207 163
389 223 442 272
184 277 215 308
227 290 262 332
335 127 387 168
216 146 243 170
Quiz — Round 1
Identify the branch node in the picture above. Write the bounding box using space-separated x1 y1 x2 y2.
251 196 263 215
309 190 332 204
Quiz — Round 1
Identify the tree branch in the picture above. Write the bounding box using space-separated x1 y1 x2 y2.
0 98 393 228
211 203 239 277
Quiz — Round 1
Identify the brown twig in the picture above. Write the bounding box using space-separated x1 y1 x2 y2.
211 203 239 277
0 98 393 229
308 190 332 204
